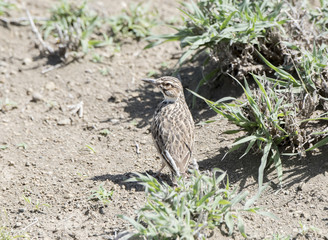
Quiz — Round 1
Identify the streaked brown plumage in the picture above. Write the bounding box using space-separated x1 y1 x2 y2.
142 76 196 182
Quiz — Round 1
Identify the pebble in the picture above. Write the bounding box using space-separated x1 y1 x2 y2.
297 182 305 191
14 222 22 228
110 119 120 124
57 118 71 126
85 68 94 74
22 57 32 65
26 88 33 95
31 92 43 102
18 208 25 213
0 61 8 67
45 81 56 91
1 68 7 74
8 161 14 166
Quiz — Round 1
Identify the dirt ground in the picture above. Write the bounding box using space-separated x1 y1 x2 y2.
0 0 328 239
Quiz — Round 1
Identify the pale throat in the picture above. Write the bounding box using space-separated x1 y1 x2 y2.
161 90 180 103
163 95 178 103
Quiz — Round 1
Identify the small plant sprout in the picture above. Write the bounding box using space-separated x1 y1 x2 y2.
0 145 8 150
89 184 113 205
0 1 15 16
108 2 158 40
23 195 50 212
76 172 89 181
41 0 111 60
17 143 27 150
99 129 110 137
85 144 96 153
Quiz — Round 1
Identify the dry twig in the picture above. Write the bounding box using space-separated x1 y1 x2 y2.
26 9 54 55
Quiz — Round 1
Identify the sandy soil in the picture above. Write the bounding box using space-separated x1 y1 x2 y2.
0 1 327 239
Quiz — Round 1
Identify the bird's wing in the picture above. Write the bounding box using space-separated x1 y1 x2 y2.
152 108 194 174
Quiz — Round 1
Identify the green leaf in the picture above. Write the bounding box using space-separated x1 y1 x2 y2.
252 74 272 112
272 146 283 185
305 136 328 151
256 50 300 86
220 11 237 30
232 135 258 146
197 191 215 206
118 215 146 232
224 212 234 235
218 199 231 205
237 215 247 238
257 210 279 220
223 129 243 134
179 49 195 65
258 142 272 187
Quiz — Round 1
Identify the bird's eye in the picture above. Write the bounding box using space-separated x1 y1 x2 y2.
164 83 171 88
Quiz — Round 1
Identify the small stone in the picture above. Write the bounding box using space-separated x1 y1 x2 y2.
25 162 30 167
57 118 71 126
85 68 94 74
297 182 305 191
31 92 43 102
64 193 73 199
18 208 25 213
1 68 7 74
45 81 56 91
8 161 14 166
14 222 22 228
22 57 32 65
110 119 120 124
26 88 33 95
99 207 105 215
0 61 8 67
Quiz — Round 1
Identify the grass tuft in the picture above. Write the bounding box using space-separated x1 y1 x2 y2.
120 170 275 238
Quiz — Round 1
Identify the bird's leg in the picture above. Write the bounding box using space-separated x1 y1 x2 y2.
155 161 166 177
190 158 199 171
172 172 178 187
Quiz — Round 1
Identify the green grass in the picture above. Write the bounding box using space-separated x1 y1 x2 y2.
23 195 50 212
120 170 275 239
0 1 15 16
309 0 328 31
39 0 158 61
0 227 28 240
0 98 17 113
89 184 113 205
146 0 286 65
108 2 158 41
41 0 110 59
190 51 328 186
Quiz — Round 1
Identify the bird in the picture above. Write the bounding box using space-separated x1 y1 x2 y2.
142 76 197 183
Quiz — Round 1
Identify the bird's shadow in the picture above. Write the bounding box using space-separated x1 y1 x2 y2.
90 170 173 192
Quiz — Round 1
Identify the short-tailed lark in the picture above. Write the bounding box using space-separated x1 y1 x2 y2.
142 76 197 183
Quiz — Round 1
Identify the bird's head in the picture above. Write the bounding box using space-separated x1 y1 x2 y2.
142 76 183 102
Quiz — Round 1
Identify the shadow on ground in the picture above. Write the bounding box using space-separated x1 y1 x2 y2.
91 170 173 191
198 144 328 191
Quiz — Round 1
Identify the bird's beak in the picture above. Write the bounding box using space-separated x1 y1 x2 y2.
142 78 158 86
